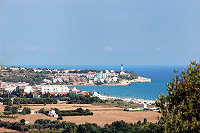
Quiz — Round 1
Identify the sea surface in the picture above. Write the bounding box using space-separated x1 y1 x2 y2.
16 65 187 100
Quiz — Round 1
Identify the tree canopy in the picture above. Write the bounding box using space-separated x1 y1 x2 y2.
156 61 200 133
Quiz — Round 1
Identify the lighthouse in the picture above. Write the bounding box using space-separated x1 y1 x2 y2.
120 64 125 75
121 64 123 71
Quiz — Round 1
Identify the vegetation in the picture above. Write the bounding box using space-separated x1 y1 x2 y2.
0 98 12 105
4 105 20 115
57 116 63 120
0 62 199 132
3 105 31 115
0 120 29 131
39 108 93 116
92 99 154 109
156 61 200 133
60 93 103 104
0 66 140 86
0 118 161 132
13 98 57 104
119 71 138 80
68 69 101 73
21 107 31 115
58 108 93 116
0 67 50 85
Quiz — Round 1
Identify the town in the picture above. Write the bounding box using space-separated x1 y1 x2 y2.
0 64 151 93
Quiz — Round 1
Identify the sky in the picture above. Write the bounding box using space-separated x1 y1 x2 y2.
0 0 199 65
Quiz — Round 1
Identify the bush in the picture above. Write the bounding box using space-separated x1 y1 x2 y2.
22 107 31 115
58 108 93 116
57 116 63 120
64 93 103 104
20 119 25 124
13 98 57 104
38 108 93 117
3 111 12 115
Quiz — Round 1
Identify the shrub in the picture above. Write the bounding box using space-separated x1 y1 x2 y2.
22 107 31 115
57 116 63 120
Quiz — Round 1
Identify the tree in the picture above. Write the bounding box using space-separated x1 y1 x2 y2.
62 122 77 133
2 98 12 105
20 119 26 124
156 61 200 133
22 107 31 115
57 116 63 120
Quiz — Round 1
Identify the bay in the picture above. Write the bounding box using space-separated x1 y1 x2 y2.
16 65 187 100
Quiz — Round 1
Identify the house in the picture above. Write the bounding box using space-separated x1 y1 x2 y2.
93 92 100 97
17 108 23 113
24 86 33 93
124 108 144 111
48 109 58 117
25 121 29 124
41 85 70 94
69 87 79 93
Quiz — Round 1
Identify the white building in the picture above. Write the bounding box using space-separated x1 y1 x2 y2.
48 109 58 117
33 69 43 73
69 87 79 93
43 79 52 84
41 85 70 93
113 77 118 82
110 70 114 73
143 103 147 109
105 70 109 73
24 86 33 93
93 92 100 97
100 78 105 83
94 77 98 82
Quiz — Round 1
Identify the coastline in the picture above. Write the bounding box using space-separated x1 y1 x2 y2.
66 77 151 86
93 92 155 105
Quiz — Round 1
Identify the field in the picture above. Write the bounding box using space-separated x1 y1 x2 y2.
0 102 160 127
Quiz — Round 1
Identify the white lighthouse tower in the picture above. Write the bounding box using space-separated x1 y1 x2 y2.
121 64 123 71
120 64 125 75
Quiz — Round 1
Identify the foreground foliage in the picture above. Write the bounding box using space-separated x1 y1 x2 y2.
0 119 162 133
156 61 200 133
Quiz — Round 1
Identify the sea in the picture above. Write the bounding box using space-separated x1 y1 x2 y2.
14 65 187 100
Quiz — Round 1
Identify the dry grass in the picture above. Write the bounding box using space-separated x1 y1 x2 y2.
0 103 160 127
0 127 20 133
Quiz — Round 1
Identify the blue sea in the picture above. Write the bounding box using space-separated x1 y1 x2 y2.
15 65 187 100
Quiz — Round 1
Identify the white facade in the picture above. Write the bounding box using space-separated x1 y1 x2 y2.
43 79 52 84
93 92 100 97
113 77 118 82
105 70 109 73
48 109 58 117
41 85 70 93
143 103 147 109
69 87 79 93
24 86 33 93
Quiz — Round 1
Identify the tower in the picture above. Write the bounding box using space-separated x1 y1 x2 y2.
121 64 123 71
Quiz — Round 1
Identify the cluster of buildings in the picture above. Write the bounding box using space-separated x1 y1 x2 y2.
42 64 128 85
41 70 121 85
1 64 132 86
0 81 89 96
0 82 29 92
23 85 89 95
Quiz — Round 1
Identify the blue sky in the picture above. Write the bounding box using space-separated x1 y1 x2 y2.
0 0 199 65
